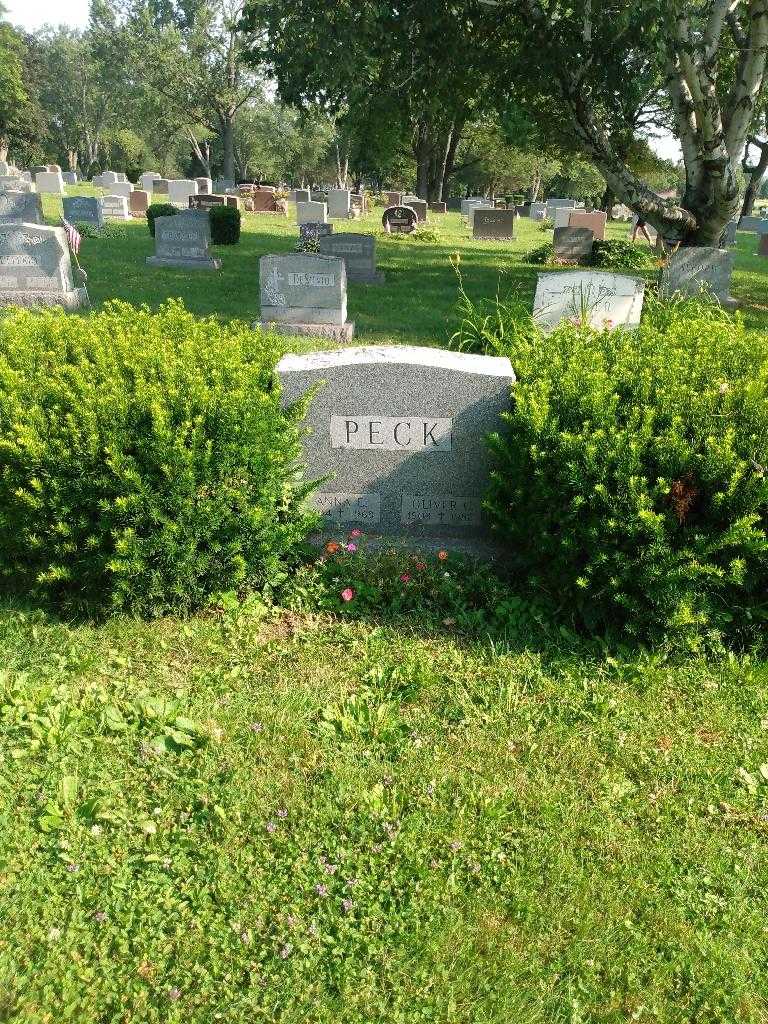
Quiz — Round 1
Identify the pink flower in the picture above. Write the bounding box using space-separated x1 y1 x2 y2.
340 587 355 603
349 529 362 538
414 561 426 571
346 542 357 553
399 573 411 583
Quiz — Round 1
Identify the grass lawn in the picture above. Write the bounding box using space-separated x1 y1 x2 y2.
1 189 767 1023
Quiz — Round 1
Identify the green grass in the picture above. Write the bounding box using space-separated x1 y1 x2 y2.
45 186 768 339
2 187 766 1022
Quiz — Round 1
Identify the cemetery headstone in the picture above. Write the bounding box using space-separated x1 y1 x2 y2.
297 201 328 225
461 198 486 217
129 190 150 217
168 179 197 206
319 232 384 284
250 189 279 213
529 202 547 221
446 198 462 212
0 176 33 193
405 199 428 222
467 205 496 230
153 178 169 195
659 246 737 309
760 234 768 257
533 270 645 332
385 191 403 206
429 202 447 214
34 171 65 194
257 252 353 342
553 226 594 263
100 195 131 220
277 345 515 541
299 222 333 242
30 165 48 179
189 193 239 211
213 177 236 194
100 171 119 187
294 188 311 203
553 206 573 229
473 208 517 240
382 205 418 234
310 191 326 203
146 209 221 270
195 177 212 195
115 173 127 183
0 191 43 225
722 219 738 247
737 215 768 234
0 223 88 309
139 171 161 191
62 171 78 186
568 210 607 240
328 189 352 219
111 181 134 199
62 195 103 229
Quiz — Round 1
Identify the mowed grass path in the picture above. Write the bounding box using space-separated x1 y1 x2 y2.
44 186 768 340
2 189 765 1022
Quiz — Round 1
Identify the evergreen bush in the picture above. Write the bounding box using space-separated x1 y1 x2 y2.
146 203 178 236
209 204 241 245
0 301 317 616
484 297 768 648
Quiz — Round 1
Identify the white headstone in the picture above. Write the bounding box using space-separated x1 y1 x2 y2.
297 201 328 225
100 195 131 220
110 181 134 198
34 171 65 195
139 171 161 191
168 179 198 206
533 270 645 332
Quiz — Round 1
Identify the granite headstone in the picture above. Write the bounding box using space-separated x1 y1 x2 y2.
659 246 737 308
62 195 103 229
257 252 353 342
0 191 43 225
553 226 594 263
533 270 645 332
0 223 88 309
473 208 517 240
146 209 221 270
319 232 384 284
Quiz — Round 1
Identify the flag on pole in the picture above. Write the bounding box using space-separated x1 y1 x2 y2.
62 218 81 255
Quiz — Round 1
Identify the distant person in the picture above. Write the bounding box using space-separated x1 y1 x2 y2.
632 216 653 244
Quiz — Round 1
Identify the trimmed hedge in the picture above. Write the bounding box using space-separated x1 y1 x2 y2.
209 204 241 244
0 300 317 615
485 297 768 648
146 203 178 236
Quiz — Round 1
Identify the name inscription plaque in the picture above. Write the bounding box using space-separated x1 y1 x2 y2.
330 416 452 451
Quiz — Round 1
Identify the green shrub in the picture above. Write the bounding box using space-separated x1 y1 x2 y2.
387 223 441 243
146 203 178 236
0 300 317 616
538 218 554 231
525 241 554 264
485 297 768 649
72 220 101 239
592 239 659 270
209 203 241 244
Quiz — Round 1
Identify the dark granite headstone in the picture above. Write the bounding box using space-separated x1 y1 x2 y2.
146 209 221 270
553 226 594 263
382 206 418 234
62 195 102 228
472 208 517 240
319 232 384 284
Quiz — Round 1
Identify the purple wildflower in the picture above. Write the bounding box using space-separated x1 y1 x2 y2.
93 910 107 924
266 821 277 834
249 722 263 733
315 883 328 896
167 987 182 1002
277 808 288 819
279 943 292 959
341 898 354 913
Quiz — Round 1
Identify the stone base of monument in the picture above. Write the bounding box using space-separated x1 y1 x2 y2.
256 319 355 343
0 287 89 310
146 255 221 270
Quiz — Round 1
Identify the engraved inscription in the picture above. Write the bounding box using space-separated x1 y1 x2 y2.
330 416 452 451
313 492 381 524
401 494 482 526
288 272 336 287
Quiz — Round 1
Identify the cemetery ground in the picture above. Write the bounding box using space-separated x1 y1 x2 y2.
1 189 768 1023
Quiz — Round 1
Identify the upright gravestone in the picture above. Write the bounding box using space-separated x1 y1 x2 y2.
100 171 119 187
553 207 573 229
257 252 353 342
153 178 169 195
250 189 279 213
0 191 43 225
328 189 352 219
100 195 131 220
382 206 418 234
467 206 495 230
140 171 161 192
722 219 738 247
319 232 384 284
553 226 594 263
659 247 737 309
429 202 447 214
529 202 547 221
533 270 645 332
195 177 212 195
406 199 428 223
297 201 328 225
129 190 150 217
62 171 78 186
461 198 486 218
0 224 88 309
568 210 607 240
277 346 515 542
34 171 65 195
168 179 197 206
63 195 103 230
760 235 768 257
294 188 311 204
473 208 517 240
146 209 221 270
738 215 768 234
0 177 34 193
299 222 333 242
384 191 403 207
189 193 239 211
213 178 236 194
111 181 134 199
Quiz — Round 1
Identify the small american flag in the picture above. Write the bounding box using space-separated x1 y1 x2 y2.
62 218 81 255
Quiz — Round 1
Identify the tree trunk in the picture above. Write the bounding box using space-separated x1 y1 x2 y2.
413 121 431 199
67 149 78 172
440 121 464 201
602 185 615 218
221 114 235 180
741 141 768 217
0 137 9 162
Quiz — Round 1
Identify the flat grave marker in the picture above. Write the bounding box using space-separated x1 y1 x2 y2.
533 270 645 332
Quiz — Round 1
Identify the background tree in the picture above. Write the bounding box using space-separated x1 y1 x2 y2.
0 8 43 164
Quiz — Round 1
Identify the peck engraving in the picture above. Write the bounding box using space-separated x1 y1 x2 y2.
330 416 453 451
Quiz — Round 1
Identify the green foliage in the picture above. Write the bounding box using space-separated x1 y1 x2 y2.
209 203 241 245
146 202 178 236
525 241 554 264
484 297 768 648
592 238 659 270
386 224 441 243
0 300 317 615
538 217 554 231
